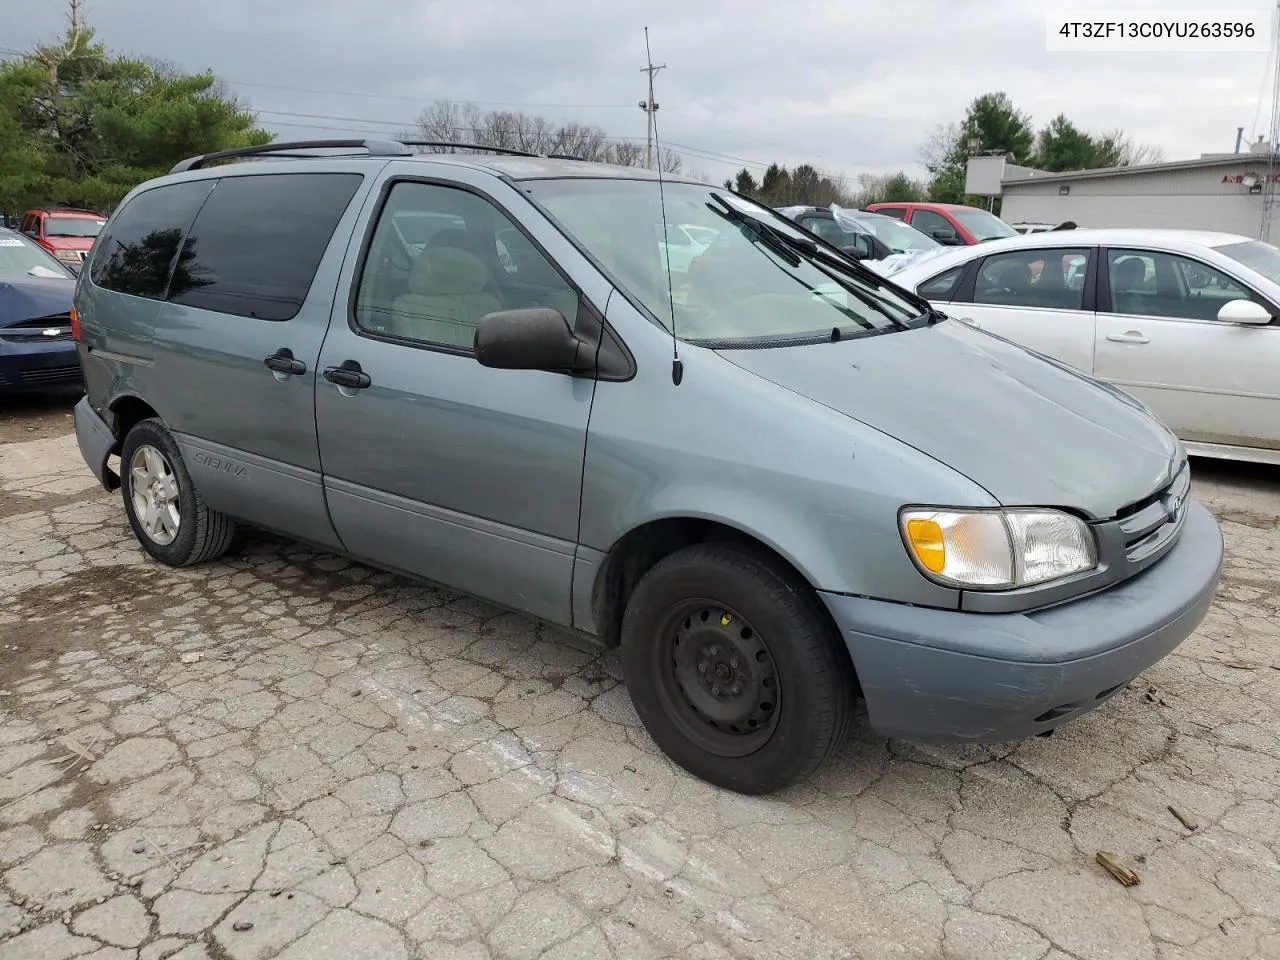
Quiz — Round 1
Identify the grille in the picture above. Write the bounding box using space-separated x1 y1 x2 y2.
20 364 81 385
1118 461 1191 564
0 314 74 343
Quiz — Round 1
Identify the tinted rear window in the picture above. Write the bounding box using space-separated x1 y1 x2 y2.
90 181 216 298
169 173 362 321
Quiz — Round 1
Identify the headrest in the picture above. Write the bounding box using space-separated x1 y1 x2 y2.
408 246 490 296
1114 257 1146 289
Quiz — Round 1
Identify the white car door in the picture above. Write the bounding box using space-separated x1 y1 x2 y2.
1094 247 1280 454
943 246 1098 373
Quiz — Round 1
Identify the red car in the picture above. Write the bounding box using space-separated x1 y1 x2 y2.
18 208 107 273
865 201 1017 246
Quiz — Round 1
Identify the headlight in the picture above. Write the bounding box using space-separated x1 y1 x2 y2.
900 508 1096 590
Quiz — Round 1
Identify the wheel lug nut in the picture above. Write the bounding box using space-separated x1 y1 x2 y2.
731 683 742 695
707 645 719 657
729 657 739 669
710 684 720 696
697 663 707 674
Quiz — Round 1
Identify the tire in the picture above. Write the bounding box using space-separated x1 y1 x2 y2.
620 542 855 795
119 418 236 567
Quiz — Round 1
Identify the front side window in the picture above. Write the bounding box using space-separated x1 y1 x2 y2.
801 216 872 258
90 181 216 299
1107 248 1255 322
974 248 1091 310
909 210 957 242
354 181 579 349
525 179 921 344
853 215 939 253
169 173 363 321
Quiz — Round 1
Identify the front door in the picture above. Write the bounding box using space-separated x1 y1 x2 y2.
945 245 1097 373
1094 247 1280 452
314 175 597 626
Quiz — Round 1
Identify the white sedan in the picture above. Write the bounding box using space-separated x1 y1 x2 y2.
885 228 1280 465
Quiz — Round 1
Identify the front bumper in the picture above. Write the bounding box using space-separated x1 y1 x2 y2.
74 396 120 491
0 341 81 391
821 500 1223 742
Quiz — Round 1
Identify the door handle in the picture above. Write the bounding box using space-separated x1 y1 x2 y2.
322 360 372 390
1105 331 1150 344
264 347 307 376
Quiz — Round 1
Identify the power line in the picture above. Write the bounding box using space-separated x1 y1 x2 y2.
222 78 636 111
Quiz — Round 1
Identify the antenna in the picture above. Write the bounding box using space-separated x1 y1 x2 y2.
643 26 682 386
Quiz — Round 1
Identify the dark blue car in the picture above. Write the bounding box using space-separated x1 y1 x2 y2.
0 227 80 392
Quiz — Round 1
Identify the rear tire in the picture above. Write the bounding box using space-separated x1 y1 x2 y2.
119 418 235 567
620 542 854 794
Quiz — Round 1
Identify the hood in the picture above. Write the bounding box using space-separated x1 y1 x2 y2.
0 276 76 327
718 321 1181 520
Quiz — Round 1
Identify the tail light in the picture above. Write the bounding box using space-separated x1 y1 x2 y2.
70 306 81 342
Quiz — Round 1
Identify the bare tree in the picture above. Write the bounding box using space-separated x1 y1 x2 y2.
411 100 682 172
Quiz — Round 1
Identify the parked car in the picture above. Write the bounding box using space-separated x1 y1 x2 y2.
18 208 107 273
72 141 1222 794
886 227 1280 465
778 205 940 263
0 227 80 391
866 201 1018 246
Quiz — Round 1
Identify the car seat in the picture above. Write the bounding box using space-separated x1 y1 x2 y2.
390 247 503 348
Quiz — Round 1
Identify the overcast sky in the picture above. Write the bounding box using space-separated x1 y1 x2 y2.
6 0 1276 184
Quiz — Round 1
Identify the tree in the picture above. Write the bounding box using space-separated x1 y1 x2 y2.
411 100 681 173
0 1 271 214
851 170 927 207
733 168 758 195
924 93 1035 202
1034 114 1113 172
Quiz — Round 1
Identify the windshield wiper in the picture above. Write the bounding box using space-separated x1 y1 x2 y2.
707 196 921 329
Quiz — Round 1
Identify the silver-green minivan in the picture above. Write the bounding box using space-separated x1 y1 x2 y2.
73 140 1223 794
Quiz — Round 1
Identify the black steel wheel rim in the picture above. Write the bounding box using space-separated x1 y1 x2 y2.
650 599 781 758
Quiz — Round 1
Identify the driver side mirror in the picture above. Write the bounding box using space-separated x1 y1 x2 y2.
929 227 960 244
839 243 864 260
1217 298 1272 325
474 308 595 373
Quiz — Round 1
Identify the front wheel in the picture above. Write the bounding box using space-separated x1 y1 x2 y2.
620 543 855 794
119 418 236 567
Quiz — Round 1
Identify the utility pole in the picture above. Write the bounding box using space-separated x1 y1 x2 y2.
639 27 665 171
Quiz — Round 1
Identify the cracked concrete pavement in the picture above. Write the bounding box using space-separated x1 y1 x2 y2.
0 399 1278 960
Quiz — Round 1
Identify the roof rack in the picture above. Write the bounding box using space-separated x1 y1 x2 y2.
399 140 540 158
171 139 412 173
170 138 561 174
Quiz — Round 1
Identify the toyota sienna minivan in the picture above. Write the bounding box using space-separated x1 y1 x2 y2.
72 140 1224 794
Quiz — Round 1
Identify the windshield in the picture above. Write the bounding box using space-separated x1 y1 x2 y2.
833 209 939 253
44 216 104 238
1215 239 1280 285
0 234 74 279
525 180 922 343
951 208 1017 242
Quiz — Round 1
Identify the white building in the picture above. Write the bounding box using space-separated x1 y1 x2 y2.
965 145 1280 239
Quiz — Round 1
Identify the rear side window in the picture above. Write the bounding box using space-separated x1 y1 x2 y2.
169 173 362 321
90 181 215 299
875 206 907 221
